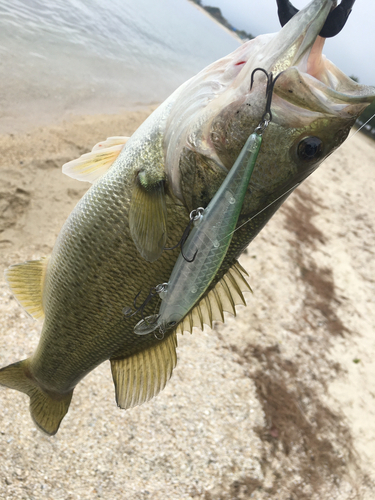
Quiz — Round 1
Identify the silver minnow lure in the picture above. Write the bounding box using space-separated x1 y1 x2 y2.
134 129 263 336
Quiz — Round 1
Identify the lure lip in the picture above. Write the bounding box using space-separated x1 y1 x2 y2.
134 314 160 335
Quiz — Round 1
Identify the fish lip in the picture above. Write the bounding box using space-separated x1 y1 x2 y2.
274 65 375 114
242 0 335 76
277 0 356 39
275 44 375 115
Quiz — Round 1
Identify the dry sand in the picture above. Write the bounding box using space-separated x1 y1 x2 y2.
0 109 374 499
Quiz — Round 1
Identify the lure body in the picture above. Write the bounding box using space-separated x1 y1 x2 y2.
135 131 263 335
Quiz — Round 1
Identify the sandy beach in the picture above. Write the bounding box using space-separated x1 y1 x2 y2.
0 107 374 499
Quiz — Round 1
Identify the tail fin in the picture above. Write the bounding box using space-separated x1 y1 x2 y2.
0 360 73 435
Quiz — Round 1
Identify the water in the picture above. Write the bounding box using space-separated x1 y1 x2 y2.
0 0 240 132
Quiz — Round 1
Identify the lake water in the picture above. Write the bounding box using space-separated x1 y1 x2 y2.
0 0 240 132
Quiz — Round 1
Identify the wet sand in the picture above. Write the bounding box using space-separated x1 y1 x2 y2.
0 109 374 499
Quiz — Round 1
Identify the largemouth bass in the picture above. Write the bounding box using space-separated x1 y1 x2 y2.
1 0 374 435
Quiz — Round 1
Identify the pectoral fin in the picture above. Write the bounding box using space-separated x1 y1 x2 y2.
129 170 167 262
176 261 252 334
4 257 49 320
62 136 129 183
110 332 177 409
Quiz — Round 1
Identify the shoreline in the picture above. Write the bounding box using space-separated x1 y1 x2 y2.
0 101 160 137
188 0 243 44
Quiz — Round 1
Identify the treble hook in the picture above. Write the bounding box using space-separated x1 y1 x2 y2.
164 207 204 262
123 283 168 323
250 68 283 132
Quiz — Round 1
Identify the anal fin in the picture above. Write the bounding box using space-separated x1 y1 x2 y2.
4 257 49 320
0 359 72 435
111 332 177 409
129 170 167 262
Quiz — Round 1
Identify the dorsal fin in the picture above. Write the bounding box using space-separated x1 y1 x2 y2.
175 261 252 334
4 257 49 320
110 331 177 409
91 136 129 151
62 136 129 183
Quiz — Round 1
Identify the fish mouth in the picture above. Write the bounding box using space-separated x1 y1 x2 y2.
245 0 375 119
163 0 374 200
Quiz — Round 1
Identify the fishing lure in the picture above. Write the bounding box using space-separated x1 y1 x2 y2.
134 69 279 336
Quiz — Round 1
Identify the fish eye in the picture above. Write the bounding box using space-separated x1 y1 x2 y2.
297 137 323 161
168 321 177 328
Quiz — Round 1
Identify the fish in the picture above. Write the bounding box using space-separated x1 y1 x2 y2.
1 0 374 435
